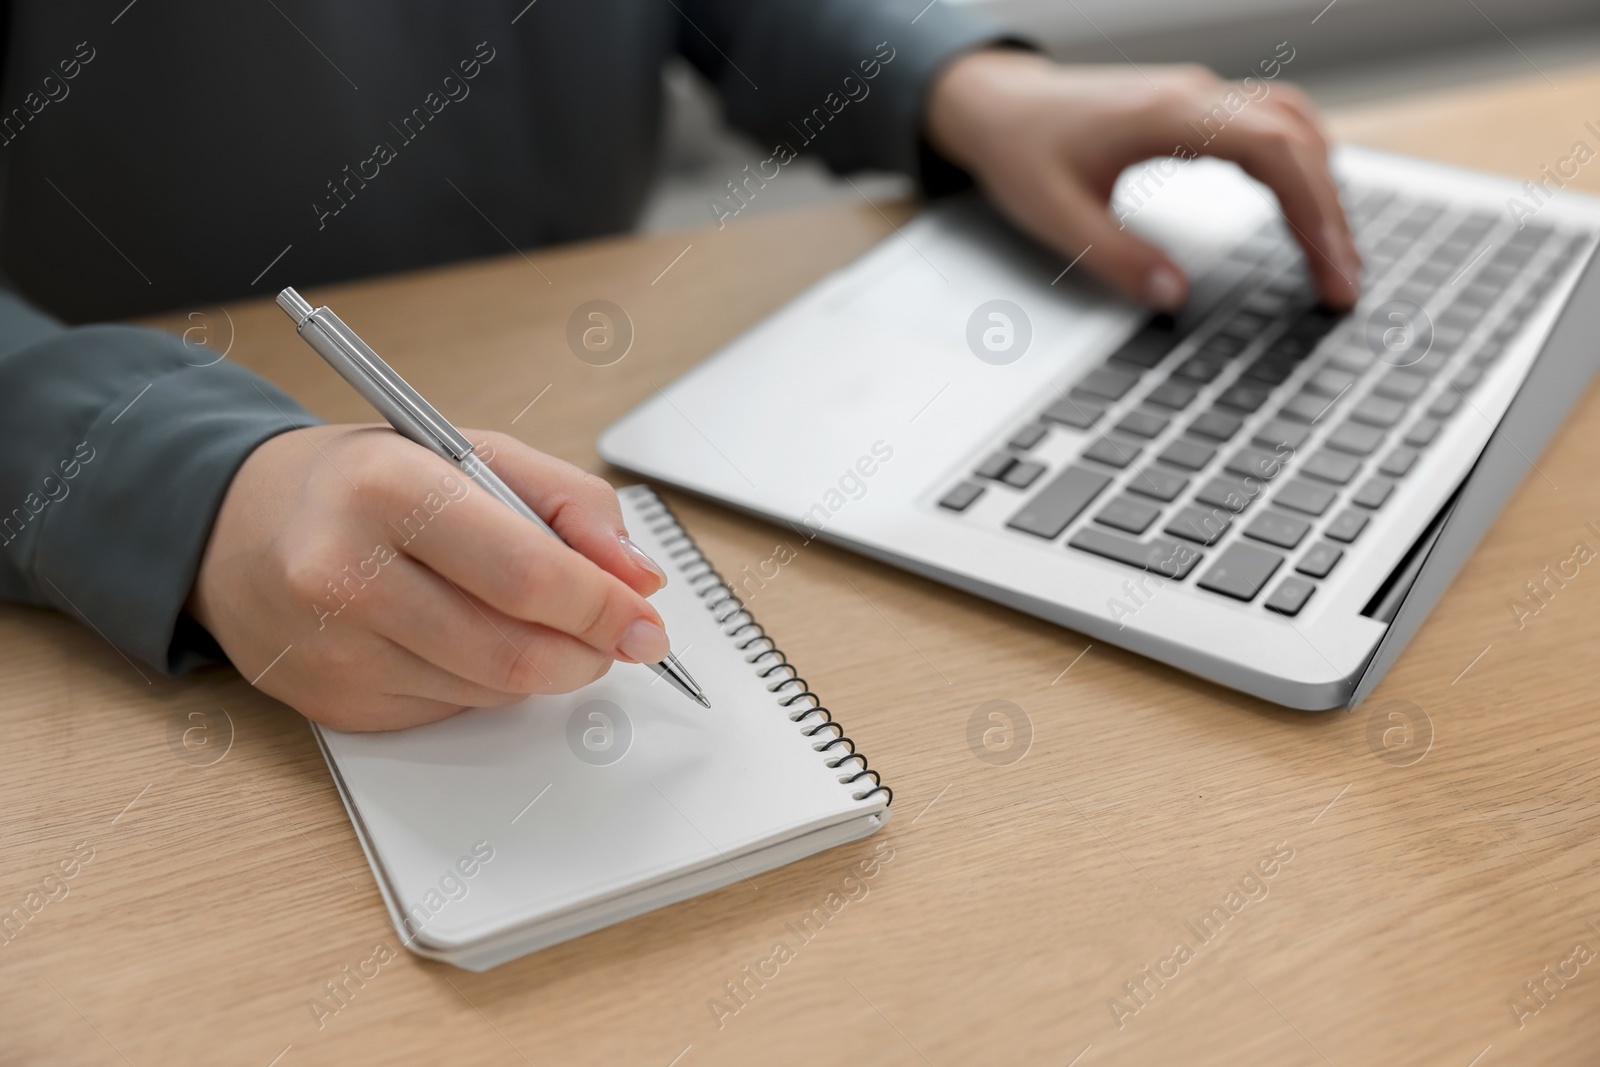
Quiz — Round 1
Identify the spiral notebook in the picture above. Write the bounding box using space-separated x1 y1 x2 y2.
313 486 892 971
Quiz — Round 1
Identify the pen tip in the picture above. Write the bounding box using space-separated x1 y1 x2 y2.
696 693 712 709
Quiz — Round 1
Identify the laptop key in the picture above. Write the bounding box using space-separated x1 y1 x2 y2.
1096 495 1162 535
1470 340 1504 366
1107 319 1182 369
1244 356 1295 385
1244 510 1311 550
1275 477 1337 516
1002 460 1047 489
1302 449 1362 485
1159 437 1217 471
976 452 1016 480
1195 475 1259 513
1326 421 1386 456
1373 371 1428 401
1006 465 1114 540
1217 383 1272 413
1378 446 1418 477
1127 464 1189 502
1326 508 1370 543
1115 409 1172 439
1305 368 1357 397
1074 365 1141 401
1175 356 1227 383
1328 347 1376 374
1198 542 1285 602
1350 395 1407 428
939 482 985 512
1145 379 1200 410
1042 396 1105 429
1189 409 1244 441
1285 304 1344 341
1165 504 1232 546
1200 332 1250 359
1278 392 1330 423
1395 349 1448 377
1069 527 1204 580
1427 390 1463 418
1403 417 1442 447
1351 476 1395 509
1083 436 1143 469
1265 576 1316 616
1295 541 1343 578
1252 418 1311 453
1009 423 1048 450
1224 447 1285 482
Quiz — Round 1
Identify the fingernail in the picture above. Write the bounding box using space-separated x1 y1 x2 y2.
619 535 668 587
1145 265 1185 310
617 619 670 663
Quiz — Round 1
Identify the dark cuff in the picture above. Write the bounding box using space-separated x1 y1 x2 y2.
0 321 321 675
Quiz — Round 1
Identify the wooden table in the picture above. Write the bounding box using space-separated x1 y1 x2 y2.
7 66 1600 1067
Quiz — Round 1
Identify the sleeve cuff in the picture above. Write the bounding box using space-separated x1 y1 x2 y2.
0 321 322 674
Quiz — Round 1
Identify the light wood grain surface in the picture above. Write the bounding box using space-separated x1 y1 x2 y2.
7 66 1600 1067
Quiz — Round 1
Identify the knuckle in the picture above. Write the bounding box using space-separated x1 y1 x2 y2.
303 636 361 680
576 471 616 506
489 637 546 694
1145 83 1196 115
541 647 610 694
1161 63 1214 89
571 583 619 646
283 541 339 602
344 451 402 510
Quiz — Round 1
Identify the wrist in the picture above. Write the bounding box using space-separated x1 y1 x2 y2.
924 48 1052 172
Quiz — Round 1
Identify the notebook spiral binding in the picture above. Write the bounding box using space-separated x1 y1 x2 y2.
627 487 891 805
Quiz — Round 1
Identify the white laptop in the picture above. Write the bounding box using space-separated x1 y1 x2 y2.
600 146 1600 709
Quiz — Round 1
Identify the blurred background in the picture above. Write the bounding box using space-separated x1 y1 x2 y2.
640 0 1600 229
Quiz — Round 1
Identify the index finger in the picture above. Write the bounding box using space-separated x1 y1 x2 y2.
366 451 672 664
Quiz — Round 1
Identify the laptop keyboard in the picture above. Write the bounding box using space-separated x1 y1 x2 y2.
938 185 1595 617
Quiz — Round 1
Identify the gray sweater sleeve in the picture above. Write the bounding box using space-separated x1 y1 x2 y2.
677 0 1020 190
0 290 321 674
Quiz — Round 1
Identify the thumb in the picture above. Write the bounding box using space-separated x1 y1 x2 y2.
469 431 669 597
1017 176 1189 310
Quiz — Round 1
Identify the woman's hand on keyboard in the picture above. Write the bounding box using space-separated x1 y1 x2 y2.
924 50 1362 311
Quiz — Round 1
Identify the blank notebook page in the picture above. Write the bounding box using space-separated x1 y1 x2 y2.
316 485 890 950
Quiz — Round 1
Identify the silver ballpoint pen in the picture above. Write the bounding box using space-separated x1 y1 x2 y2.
275 286 710 709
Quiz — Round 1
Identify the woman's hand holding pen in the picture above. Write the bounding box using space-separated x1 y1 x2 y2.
186 426 672 731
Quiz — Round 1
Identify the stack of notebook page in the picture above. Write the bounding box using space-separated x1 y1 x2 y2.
314 485 893 970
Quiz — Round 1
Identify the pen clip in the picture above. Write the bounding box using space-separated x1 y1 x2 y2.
278 288 477 463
